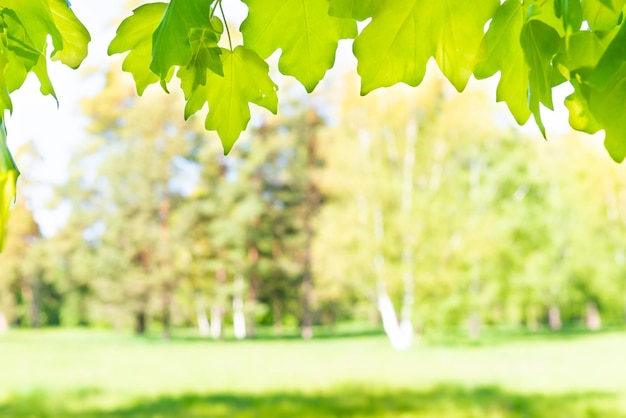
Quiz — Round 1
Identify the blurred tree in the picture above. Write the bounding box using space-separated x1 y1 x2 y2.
0 201 42 328
64 72 199 337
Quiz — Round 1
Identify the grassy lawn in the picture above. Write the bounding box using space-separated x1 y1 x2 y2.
1 327 626 417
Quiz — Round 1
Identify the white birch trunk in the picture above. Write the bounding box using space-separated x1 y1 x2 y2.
373 213 414 350
195 295 210 337
377 292 412 350
365 119 421 351
398 121 417 346
467 160 482 339
210 305 223 340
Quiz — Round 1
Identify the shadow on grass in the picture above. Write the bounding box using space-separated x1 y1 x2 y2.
138 324 626 346
422 325 626 348
141 326 387 344
1 385 622 418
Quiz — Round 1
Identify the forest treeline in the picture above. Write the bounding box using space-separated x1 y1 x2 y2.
1 70 625 344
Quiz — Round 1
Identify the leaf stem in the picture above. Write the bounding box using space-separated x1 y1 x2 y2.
209 0 219 18
219 1 233 51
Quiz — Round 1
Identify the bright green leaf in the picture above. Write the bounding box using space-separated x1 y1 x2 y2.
1 9 41 70
431 0 500 91
32 53 56 99
353 2 429 95
0 120 18 251
582 0 626 30
4 52 57 101
475 0 531 125
1 0 62 54
564 78 601 134
241 0 356 92
520 19 561 137
526 0 566 34
554 31 610 79
187 27 223 87
0 54 12 116
355 0 497 95
150 0 218 80
180 46 278 153
554 0 583 33
109 3 167 95
589 64 626 162
329 0 379 21
48 0 91 69
588 20 626 90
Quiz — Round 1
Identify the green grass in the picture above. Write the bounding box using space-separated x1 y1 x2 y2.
1 328 626 417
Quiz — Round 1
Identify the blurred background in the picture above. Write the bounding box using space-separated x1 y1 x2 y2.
2 2 626 418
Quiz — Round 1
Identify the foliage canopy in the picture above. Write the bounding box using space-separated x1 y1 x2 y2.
2 0 626 247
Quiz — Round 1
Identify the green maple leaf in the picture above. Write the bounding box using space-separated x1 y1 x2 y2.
589 65 626 162
353 1 429 94
0 9 55 109
108 3 167 95
588 21 626 91
0 120 18 251
1 9 41 70
48 0 91 69
521 19 561 137
0 54 12 116
150 0 220 80
354 0 497 95
0 9 45 67
582 0 626 30
4 52 57 101
475 0 530 125
554 31 610 79
0 0 62 53
328 0 379 20
554 0 583 34
475 1 561 135
186 26 223 89
564 78 601 134
241 0 356 92
180 46 278 153
31 53 56 98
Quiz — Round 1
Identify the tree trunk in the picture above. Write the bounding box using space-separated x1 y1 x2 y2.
195 295 210 337
377 291 412 350
135 310 147 335
548 306 562 330
468 311 481 339
246 245 259 337
233 296 246 340
397 120 417 347
210 305 223 340
300 110 320 340
23 277 40 328
467 161 483 340
0 311 7 334
159 196 172 341
586 302 602 331
372 209 414 350
161 285 171 340
210 267 227 340
273 299 284 337
78 285 89 326
300 272 313 340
